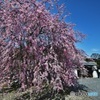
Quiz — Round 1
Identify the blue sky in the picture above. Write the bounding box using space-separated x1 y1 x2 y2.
59 0 100 56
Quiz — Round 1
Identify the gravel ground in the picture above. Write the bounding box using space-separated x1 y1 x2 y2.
78 78 100 100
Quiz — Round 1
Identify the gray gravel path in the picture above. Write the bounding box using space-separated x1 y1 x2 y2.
78 78 100 100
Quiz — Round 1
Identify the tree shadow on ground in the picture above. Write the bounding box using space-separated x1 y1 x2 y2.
68 84 89 93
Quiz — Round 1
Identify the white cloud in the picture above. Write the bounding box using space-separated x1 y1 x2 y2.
91 48 99 52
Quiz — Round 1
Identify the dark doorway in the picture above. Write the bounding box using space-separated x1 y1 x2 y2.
85 66 93 77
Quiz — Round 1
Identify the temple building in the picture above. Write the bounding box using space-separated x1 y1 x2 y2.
75 61 99 78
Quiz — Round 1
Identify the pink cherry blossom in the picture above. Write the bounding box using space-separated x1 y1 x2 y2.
0 0 85 92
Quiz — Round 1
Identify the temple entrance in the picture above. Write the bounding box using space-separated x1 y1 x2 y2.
84 66 93 77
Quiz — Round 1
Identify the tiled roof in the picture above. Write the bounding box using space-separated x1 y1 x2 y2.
84 61 97 66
